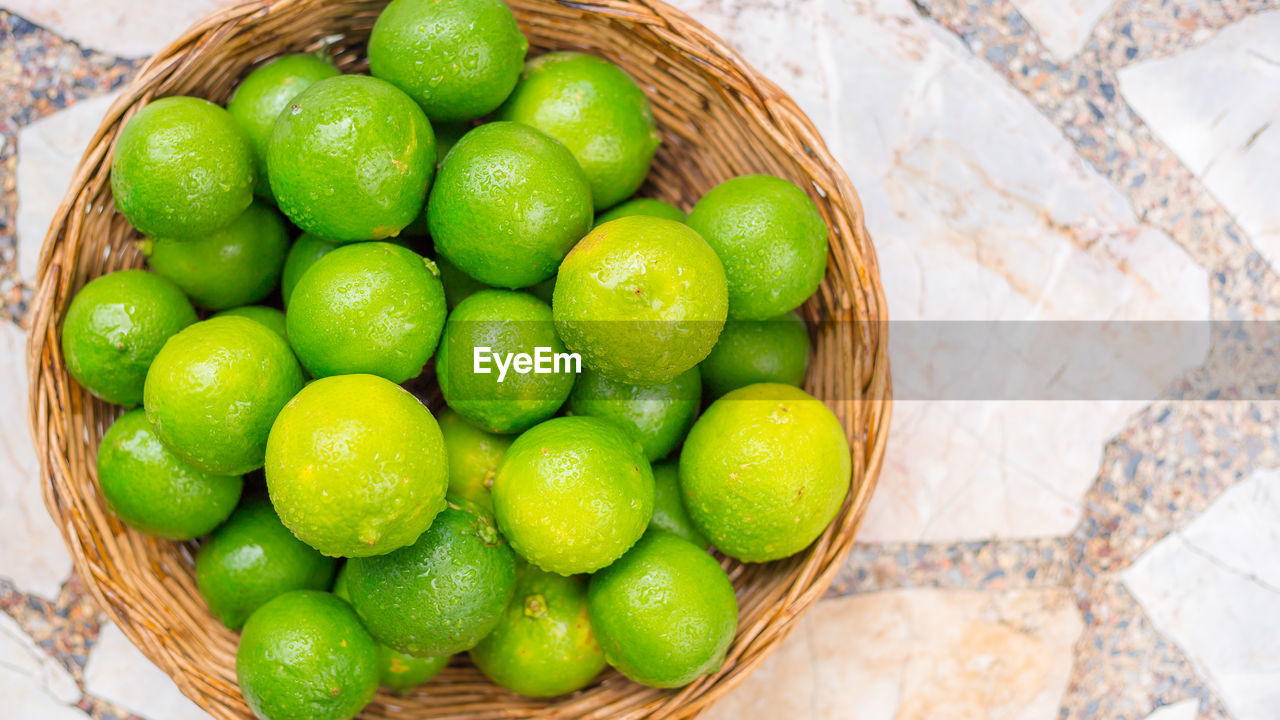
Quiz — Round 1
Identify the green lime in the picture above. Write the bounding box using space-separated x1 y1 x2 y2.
701 312 810 398
96 408 241 540
649 462 707 548
212 305 288 342
587 530 736 688
685 175 829 319
493 416 653 575
280 233 336 307
195 496 336 629
567 367 700 461
435 254 489 309
369 0 527 122
436 290 575 434
61 270 196 406
434 121 469 164
265 374 448 557
236 590 379 720
526 275 556 305
428 122 592 289
346 500 517 656
438 408 511 513
142 200 289 310
498 52 660 210
679 383 850 562
553 215 727 385
227 54 340 201
144 316 303 475
111 96 255 239
470 564 605 697
286 242 446 383
267 75 435 241
593 198 686 228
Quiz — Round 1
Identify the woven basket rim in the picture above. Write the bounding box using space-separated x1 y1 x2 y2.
25 1 893 717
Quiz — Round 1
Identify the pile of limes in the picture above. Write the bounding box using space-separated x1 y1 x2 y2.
63 0 851 716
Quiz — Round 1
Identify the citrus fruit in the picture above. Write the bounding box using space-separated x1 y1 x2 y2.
345 499 517 656
552 215 727 384
428 122 592 288
700 311 810 398
212 305 288 342
435 254 488 309
265 374 448 557
470 564 605 697
267 75 435 241
195 496 337 629
438 408 511 513
493 416 653 574
498 52 660 210
649 461 707 548
567 366 700 461
61 269 196 406
144 316 303 475
436 290 575 434
236 590 379 720
142 200 289 310
280 233 336 307
369 0 527 122
227 53 340 201
96 408 241 540
111 96 255 239
685 174 829 319
593 197 685 227
586 530 736 688
433 121 469 163
286 242 446 383
679 383 850 562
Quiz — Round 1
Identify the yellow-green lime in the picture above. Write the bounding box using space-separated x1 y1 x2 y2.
586 530 736 688
212 306 287 342
567 367 700 461
111 96 255 239
144 316 303 475
593 197 685 228
265 374 448 557
195 496 336 629
142 200 289 310
280 233 335 307
700 312 810 398
553 215 727 384
649 461 707 548
679 383 850 562
438 408 511 513
493 416 654 575
96 408 242 540
61 269 196 406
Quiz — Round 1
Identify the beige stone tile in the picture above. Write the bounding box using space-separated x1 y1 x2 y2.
1009 0 1116 60
6 0 232 57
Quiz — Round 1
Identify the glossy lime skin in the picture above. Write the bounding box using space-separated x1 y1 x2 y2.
436 290 575 434
227 54 340 200
212 305 288 342
553 216 728 385
435 254 488 310
96 409 241 540
428 122 592 289
567 367 700 462
280 233 336 307
686 175 829 319
195 496 336 629
143 200 289 310
369 0 527 122
61 270 196 406
593 197 686 228
286 242 446 383
701 312 810 398
346 501 517 657
144 316 303 475
470 564 605 697
587 531 736 688
236 590 379 720
649 462 707 548
265 374 448 558
438 408 511 513
679 383 850 562
111 96 255 239
493 416 654 575
498 52 660 211
267 75 435 241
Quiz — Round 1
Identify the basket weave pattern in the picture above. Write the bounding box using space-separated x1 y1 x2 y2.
26 0 891 717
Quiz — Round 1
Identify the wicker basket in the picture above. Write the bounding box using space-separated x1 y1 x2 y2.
26 0 891 717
